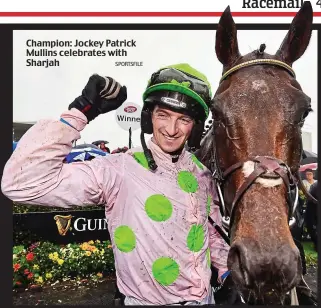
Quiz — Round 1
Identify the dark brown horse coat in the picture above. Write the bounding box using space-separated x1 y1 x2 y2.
198 1 314 302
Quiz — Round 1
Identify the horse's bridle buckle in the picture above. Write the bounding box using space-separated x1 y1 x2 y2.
253 156 285 178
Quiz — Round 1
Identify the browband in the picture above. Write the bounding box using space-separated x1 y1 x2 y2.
220 59 296 83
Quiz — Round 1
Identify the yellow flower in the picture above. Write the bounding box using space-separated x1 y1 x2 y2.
33 264 39 270
36 276 43 284
53 252 58 258
80 243 89 251
49 253 54 260
46 273 53 279
88 240 94 245
100 249 105 255
107 245 112 249
95 240 101 244
93 248 99 253
85 251 92 257
97 272 103 278
57 259 64 265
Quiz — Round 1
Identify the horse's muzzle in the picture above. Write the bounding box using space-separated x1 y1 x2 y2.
228 238 302 295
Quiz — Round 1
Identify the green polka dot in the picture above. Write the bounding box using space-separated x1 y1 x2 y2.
133 152 149 170
187 224 204 252
177 171 198 193
192 154 204 170
145 194 173 222
206 248 211 268
152 257 179 286
207 195 212 216
114 226 136 252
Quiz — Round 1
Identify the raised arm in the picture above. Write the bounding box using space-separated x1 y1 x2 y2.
2 74 127 209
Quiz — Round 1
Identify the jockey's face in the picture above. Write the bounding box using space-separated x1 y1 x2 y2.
152 105 194 154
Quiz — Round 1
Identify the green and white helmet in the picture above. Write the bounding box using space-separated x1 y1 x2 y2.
140 64 212 170
142 63 211 126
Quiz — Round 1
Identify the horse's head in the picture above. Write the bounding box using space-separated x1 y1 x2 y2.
212 1 313 299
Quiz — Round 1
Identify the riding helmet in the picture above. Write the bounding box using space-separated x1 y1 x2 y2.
141 63 212 149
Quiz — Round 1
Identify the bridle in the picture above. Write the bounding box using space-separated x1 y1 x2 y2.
211 59 300 233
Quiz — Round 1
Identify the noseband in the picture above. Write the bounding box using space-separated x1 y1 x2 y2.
212 156 299 231
212 59 298 233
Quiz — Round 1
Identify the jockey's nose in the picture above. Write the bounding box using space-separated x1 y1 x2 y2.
228 238 302 294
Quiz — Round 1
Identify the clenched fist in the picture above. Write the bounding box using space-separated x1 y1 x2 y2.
69 74 127 122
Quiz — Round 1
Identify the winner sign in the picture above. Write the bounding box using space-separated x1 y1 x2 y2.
115 102 142 131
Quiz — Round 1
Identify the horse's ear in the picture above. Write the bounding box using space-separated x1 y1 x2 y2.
275 1 313 65
215 6 240 67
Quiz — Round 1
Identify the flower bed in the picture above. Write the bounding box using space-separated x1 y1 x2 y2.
13 240 115 288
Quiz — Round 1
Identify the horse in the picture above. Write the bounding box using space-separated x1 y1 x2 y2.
197 1 316 304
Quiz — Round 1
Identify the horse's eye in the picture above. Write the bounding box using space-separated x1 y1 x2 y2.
298 107 312 127
302 107 312 120
302 110 309 119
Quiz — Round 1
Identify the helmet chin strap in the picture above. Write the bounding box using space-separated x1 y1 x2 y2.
140 131 157 171
168 147 183 163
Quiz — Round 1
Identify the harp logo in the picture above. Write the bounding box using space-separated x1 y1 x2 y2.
54 215 109 235
54 215 73 236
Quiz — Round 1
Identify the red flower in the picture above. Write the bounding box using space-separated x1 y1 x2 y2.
24 269 30 275
13 263 21 272
26 252 34 262
27 273 33 280
15 281 22 286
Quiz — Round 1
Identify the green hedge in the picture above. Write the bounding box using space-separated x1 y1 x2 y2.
302 241 318 266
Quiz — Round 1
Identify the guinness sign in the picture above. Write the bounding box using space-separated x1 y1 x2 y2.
13 209 111 245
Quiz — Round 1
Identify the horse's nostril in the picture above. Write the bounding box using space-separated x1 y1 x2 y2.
228 240 302 296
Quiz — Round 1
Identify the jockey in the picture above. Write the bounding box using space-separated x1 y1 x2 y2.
2 64 230 305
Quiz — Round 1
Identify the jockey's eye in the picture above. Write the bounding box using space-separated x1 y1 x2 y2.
180 117 193 124
155 112 168 119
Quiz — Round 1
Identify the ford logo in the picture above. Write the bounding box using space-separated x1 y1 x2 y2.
124 106 137 113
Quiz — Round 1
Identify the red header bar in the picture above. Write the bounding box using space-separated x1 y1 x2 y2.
0 11 321 17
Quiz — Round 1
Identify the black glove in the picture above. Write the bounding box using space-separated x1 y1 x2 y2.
69 74 127 122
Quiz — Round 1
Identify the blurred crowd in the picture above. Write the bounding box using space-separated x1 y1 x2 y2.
92 140 129 154
299 169 318 252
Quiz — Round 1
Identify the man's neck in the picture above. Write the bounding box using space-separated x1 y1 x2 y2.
308 179 315 184
151 137 184 157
